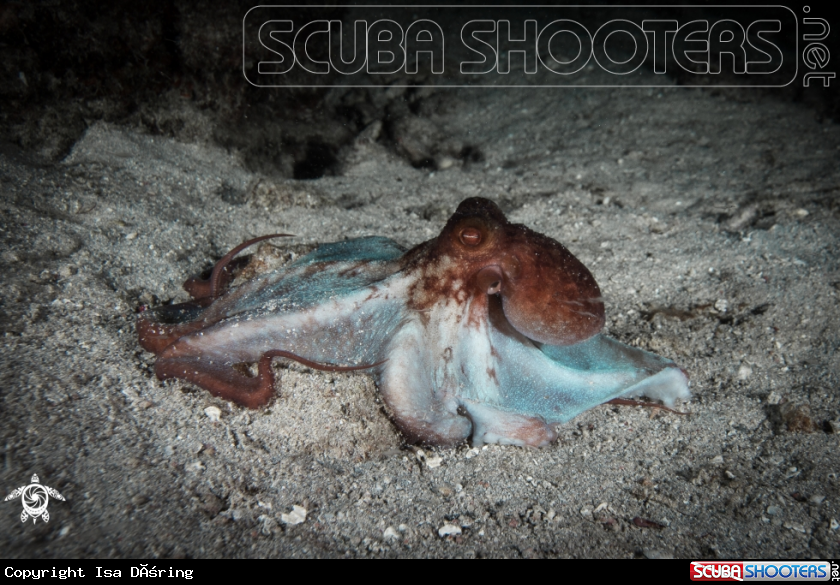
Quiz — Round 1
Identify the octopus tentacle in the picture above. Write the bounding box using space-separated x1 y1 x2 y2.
208 234 294 299
378 321 473 446
182 256 251 301
143 235 294 353
174 234 294 302
258 350 386 373
460 401 558 448
605 397 690 415
181 234 294 300
137 299 214 354
156 349 385 409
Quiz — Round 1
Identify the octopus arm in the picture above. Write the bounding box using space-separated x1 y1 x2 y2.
486 322 690 426
200 236 407 320
148 237 410 407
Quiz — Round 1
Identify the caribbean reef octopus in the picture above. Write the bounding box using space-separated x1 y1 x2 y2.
138 197 689 447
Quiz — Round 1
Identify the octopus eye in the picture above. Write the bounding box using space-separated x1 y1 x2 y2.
459 227 482 246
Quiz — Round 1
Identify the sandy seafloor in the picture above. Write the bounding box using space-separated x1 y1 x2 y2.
2 69 840 558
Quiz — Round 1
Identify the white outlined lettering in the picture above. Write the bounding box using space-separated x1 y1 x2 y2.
461 20 496 74
329 20 367 75
257 20 294 75
538 19 592 76
294 20 330 74
242 6 797 87
747 20 783 74
674 20 710 74
497 20 538 74
405 20 445 74
642 20 678 74
593 19 648 75
709 19 747 74
368 19 405 74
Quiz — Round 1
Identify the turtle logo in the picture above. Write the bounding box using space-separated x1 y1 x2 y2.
4 474 65 524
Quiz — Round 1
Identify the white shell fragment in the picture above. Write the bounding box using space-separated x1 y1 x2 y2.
383 526 400 540
280 505 307 525
736 363 752 380
438 524 462 538
425 456 443 469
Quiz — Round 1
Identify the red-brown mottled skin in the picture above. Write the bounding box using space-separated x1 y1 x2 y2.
402 198 604 346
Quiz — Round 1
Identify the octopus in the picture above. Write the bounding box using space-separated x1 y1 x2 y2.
138 197 689 447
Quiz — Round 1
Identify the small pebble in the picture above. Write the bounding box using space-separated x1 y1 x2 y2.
736 363 752 380
186 461 205 473
809 494 825 505
383 526 399 540
465 448 480 459
204 406 222 422
780 403 814 433
425 455 443 469
643 548 674 559
58 265 76 278
280 505 307 525
830 518 838 531
766 505 782 516
437 156 455 170
438 524 461 537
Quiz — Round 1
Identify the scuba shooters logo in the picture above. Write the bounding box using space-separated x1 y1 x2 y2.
690 561 834 581
243 5 799 87
4 473 65 524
